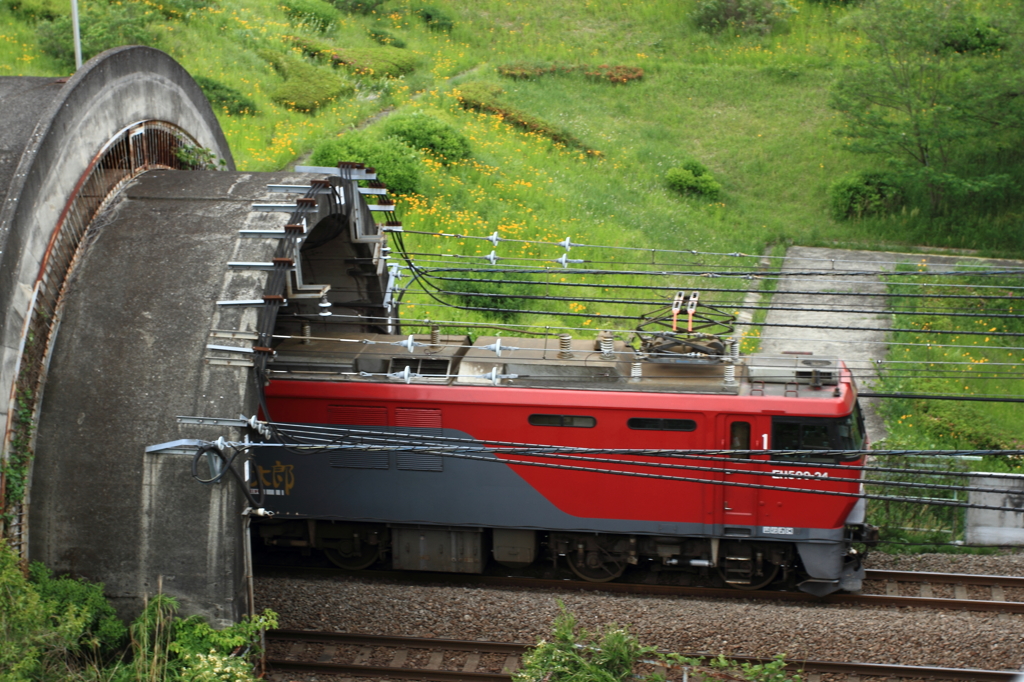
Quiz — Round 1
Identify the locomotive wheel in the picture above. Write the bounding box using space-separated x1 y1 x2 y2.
718 561 779 591
568 550 627 583
325 546 379 571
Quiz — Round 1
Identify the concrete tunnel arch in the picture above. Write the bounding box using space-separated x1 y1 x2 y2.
1 45 392 623
0 45 247 622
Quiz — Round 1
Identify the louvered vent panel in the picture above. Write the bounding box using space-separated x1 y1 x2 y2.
328 405 388 425
394 407 442 428
329 452 389 469
396 451 444 472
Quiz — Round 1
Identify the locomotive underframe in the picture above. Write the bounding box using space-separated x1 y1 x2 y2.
257 518 867 591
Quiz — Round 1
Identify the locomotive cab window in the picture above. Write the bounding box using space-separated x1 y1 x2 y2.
627 418 696 431
529 414 596 428
771 411 864 463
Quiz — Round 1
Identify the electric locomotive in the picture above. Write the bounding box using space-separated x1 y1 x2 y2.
246 164 872 596
254 328 871 595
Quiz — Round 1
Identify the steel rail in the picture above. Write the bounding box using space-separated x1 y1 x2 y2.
265 630 1021 681
257 567 1024 614
866 569 1024 588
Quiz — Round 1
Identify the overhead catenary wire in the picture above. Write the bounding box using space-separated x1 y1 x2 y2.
395 258 1024 291
389 227 1024 274
401 286 1024 321
409 269 1024 302
227 425 1024 512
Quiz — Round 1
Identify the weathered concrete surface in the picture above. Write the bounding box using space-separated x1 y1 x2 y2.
756 247 895 445
0 77 64 211
29 170 318 623
966 474 1024 545
758 246 1024 446
0 47 233 470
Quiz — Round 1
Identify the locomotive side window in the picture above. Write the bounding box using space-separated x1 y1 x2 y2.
627 418 697 431
729 422 751 450
528 414 596 428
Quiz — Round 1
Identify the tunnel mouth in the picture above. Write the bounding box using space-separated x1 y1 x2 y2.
4 120 201 550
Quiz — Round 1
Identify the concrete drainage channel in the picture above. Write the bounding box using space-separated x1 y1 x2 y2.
755 245 1024 444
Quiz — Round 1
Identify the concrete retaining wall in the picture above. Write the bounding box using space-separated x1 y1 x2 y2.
966 473 1024 545
29 170 321 623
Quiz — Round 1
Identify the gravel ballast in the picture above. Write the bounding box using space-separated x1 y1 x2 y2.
255 551 1024 672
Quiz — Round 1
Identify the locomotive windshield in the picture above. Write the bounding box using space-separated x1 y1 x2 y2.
770 404 865 463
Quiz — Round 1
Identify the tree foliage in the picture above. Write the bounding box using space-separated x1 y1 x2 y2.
829 0 1024 212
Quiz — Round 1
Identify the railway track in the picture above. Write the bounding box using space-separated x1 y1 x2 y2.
258 566 1024 615
265 630 1022 681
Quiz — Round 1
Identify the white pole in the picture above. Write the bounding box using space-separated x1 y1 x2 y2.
70 0 82 70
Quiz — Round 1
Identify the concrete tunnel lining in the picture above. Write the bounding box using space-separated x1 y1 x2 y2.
0 46 234 471
29 169 332 623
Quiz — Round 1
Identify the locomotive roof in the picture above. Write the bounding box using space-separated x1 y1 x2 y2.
267 331 849 400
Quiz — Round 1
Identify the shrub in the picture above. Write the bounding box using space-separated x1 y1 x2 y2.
381 112 470 164
938 18 1004 55
497 62 643 84
329 46 418 77
280 0 337 32
29 562 126 655
368 29 406 48
828 172 904 219
330 0 384 13
269 59 354 112
693 0 796 35
456 82 601 155
310 132 422 194
583 64 644 84
412 4 454 31
192 75 259 115
37 2 152 69
666 162 722 200
294 39 418 77
4 0 65 21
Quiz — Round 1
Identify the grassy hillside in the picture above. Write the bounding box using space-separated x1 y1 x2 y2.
4 0 1022 255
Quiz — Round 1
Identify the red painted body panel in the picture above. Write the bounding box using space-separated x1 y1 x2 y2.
265 375 863 532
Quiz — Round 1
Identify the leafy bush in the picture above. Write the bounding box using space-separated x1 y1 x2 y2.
518 602 799 682
330 0 384 13
382 112 470 164
37 2 152 69
192 75 259 115
330 46 418 77
693 0 796 35
29 562 126 655
4 0 65 21
268 58 353 112
583 64 644 84
293 39 418 77
938 18 1005 55
412 4 454 31
496 62 643 84
666 161 722 200
828 172 904 219
280 0 337 32
456 82 601 155
368 29 406 48
311 132 422 194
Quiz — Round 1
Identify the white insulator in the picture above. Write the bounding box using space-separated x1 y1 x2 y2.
430 325 441 346
631 361 642 380
302 321 312 344
558 333 573 359
724 337 739 387
600 335 614 355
